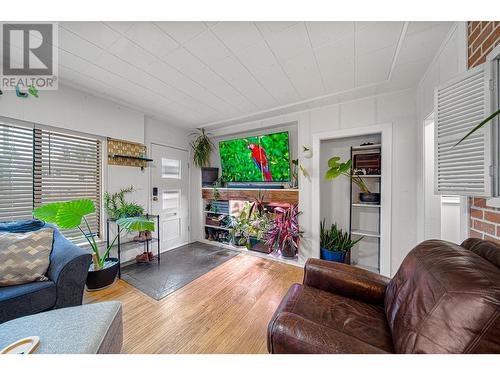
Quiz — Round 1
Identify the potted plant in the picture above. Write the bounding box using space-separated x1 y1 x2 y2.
266 205 303 258
33 199 154 290
190 128 214 168
229 200 272 252
104 185 145 220
325 156 379 204
320 219 363 263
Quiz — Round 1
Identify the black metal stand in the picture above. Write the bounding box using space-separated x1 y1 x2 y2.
106 214 161 279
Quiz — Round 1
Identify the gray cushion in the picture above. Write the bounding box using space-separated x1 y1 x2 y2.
0 281 56 323
0 301 123 354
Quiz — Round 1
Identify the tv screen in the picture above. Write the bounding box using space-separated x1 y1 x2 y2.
219 131 291 183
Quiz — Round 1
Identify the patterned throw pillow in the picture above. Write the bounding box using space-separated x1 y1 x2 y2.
0 228 54 286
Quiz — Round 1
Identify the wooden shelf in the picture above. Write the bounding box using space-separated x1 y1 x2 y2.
110 154 153 162
352 203 381 208
354 174 380 178
202 187 298 205
351 230 380 238
205 224 230 231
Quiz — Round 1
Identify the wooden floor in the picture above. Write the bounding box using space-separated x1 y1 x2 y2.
84 253 303 353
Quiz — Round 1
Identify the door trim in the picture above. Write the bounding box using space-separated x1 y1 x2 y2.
149 141 191 246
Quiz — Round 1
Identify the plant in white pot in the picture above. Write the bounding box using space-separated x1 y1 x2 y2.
33 199 154 290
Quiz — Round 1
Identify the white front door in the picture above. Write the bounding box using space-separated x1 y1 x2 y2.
151 143 189 251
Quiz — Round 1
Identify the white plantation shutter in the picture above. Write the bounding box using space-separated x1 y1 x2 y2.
33 128 102 240
434 64 493 196
0 122 34 221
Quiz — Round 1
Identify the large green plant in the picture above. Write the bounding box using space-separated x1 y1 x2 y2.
33 199 154 269
190 128 214 168
229 201 272 248
325 156 370 193
320 219 363 252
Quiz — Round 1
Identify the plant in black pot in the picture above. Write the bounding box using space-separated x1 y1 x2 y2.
320 219 363 263
33 199 154 290
266 205 303 258
325 156 380 204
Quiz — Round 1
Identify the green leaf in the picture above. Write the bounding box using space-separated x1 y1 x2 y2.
455 108 500 146
328 156 340 168
325 168 341 180
116 216 155 232
33 202 63 223
339 160 352 173
56 199 96 229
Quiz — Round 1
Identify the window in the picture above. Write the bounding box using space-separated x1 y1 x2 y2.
0 120 102 241
161 157 181 179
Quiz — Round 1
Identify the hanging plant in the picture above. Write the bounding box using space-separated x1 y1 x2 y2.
190 128 214 168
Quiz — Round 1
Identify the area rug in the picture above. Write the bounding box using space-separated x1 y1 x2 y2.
120 241 239 300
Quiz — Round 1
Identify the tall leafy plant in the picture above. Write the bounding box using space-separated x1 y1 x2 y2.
325 156 370 193
33 199 154 270
104 185 144 220
190 128 214 168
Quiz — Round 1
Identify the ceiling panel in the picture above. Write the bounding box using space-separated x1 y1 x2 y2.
55 21 454 128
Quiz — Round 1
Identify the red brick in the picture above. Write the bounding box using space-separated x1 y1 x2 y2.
473 219 495 234
468 24 482 45
497 226 500 237
484 235 500 245
473 198 487 208
471 208 483 219
470 21 481 32
472 23 494 52
469 229 483 239
484 210 500 224
482 26 500 54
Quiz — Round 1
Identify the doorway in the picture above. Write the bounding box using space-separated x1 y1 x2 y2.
423 114 461 242
150 143 190 251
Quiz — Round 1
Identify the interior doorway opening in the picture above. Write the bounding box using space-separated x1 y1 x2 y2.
423 114 461 242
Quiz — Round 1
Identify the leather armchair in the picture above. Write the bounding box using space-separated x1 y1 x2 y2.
268 239 500 354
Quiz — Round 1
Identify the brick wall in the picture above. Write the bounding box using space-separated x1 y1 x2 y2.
467 21 500 242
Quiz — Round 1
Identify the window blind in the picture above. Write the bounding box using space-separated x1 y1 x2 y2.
0 123 34 222
33 128 102 240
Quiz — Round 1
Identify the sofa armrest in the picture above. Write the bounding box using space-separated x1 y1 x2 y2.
267 312 390 354
303 259 390 306
47 229 92 309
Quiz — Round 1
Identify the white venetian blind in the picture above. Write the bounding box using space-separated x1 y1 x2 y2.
434 64 492 196
33 128 102 240
0 123 34 221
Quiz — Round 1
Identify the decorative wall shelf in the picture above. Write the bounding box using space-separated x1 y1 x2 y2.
107 138 151 169
201 187 299 205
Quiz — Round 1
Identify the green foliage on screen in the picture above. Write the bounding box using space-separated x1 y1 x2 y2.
219 131 291 182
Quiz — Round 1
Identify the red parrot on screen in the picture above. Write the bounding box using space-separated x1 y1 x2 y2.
248 143 273 181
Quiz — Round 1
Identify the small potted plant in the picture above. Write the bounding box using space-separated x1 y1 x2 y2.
266 205 303 258
33 199 154 290
229 200 272 252
320 219 363 263
325 156 379 204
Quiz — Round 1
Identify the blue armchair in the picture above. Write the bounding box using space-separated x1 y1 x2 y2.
0 219 92 323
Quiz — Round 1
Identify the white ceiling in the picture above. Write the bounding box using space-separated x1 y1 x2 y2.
52 21 452 129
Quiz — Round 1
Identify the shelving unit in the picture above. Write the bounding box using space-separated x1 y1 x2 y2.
349 143 381 273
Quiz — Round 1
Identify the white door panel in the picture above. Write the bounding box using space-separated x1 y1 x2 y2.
151 144 189 251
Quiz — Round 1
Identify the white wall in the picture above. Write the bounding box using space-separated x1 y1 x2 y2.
204 88 418 275
0 83 190 262
416 22 468 242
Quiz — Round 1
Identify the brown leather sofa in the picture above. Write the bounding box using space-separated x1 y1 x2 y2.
267 238 500 354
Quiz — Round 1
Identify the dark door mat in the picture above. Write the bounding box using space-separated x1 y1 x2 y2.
120 241 239 300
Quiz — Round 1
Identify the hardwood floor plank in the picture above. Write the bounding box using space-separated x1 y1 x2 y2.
83 253 303 354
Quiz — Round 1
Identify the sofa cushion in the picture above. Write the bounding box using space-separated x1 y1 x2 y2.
385 239 500 353
0 301 123 354
0 281 56 323
269 283 394 353
0 228 54 286
0 219 45 233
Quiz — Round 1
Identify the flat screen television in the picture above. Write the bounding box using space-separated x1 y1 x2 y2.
219 131 291 183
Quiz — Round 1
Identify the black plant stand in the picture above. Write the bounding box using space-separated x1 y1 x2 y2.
106 214 160 278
